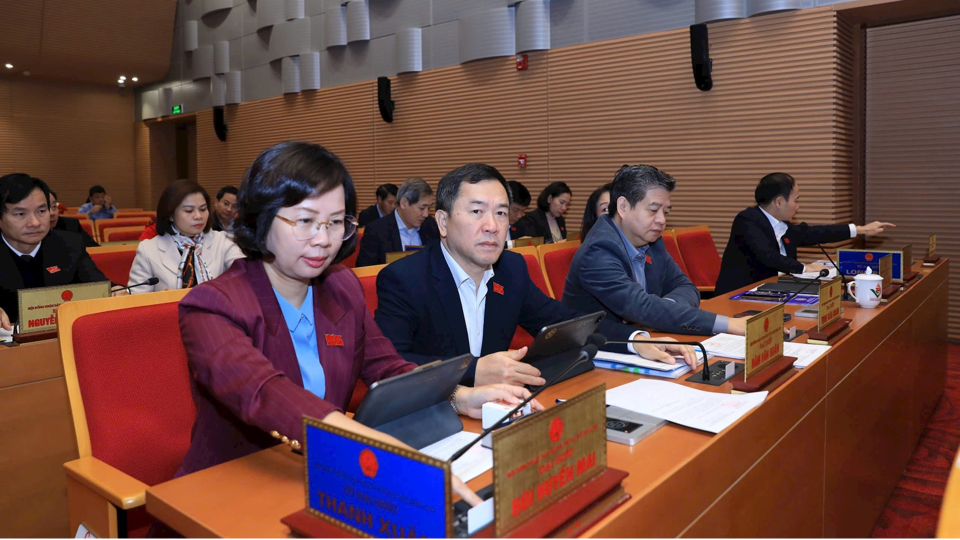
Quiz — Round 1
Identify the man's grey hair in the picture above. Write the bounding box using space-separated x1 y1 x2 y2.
396 177 433 205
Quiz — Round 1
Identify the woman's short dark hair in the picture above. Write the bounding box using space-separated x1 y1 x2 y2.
755 172 796 206
536 182 572 213
234 141 357 261
580 183 613 239
0 173 50 217
156 179 213 236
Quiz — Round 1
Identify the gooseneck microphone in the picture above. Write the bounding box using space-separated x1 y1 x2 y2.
589 334 713 381
797 222 851 301
447 338 602 463
780 268 830 305
120 277 160 292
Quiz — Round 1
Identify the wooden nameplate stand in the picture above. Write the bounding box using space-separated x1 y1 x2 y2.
806 318 852 345
923 255 941 267
881 283 901 302
13 330 57 344
281 468 630 539
730 355 797 393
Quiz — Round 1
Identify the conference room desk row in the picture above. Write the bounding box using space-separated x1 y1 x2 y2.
144 260 948 538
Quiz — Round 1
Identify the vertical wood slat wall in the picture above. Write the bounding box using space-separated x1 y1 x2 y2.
864 14 960 339
0 78 135 206
191 7 853 260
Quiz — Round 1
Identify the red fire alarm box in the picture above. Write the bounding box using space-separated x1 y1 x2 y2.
518 154 527 168
516 54 528 71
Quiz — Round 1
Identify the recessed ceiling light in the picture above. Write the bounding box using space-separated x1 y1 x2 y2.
4 64 12 69
119 75 126 79
131 77 138 82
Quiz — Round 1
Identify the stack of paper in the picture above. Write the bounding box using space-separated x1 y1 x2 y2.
606 379 768 434
701 333 831 369
594 350 707 379
418 431 491 482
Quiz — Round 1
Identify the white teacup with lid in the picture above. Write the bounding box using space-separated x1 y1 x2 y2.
846 266 883 309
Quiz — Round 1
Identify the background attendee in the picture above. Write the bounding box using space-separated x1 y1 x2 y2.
174 141 537 507
580 182 613 240
128 179 244 294
48 189 98 247
357 183 399 227
0 174 123 330
375 163 698 387
715 172 895 294
78 185 117 221
562 165 746 336
506 180 531 243
211 186 239 236
515 181 572 243
355 177 439 267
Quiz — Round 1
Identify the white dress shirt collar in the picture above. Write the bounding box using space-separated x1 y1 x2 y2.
2 233 41 258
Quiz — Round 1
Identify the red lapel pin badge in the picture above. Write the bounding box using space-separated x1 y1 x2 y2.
46 266 61 274
493 283 504 295
325 334 344 347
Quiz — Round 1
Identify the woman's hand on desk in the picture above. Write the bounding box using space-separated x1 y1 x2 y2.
456 384 544 419
632 338 699 368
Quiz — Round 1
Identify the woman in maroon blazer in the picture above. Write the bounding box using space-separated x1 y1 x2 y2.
177 141 535 504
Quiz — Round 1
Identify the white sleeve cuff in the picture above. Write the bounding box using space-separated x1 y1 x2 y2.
627 330 649 355
849 223 857 238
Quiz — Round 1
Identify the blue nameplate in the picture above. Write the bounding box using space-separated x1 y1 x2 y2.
837 249 904 282
303 417 453 538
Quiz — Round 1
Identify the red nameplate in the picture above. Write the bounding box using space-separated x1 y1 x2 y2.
324 334 344 347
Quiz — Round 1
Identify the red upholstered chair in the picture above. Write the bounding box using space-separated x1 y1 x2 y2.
78 219 95 240
661 229 691 278
538 241 581 301
347 264 387 412
675 225 720 293
96 218 151 245
88 245 139 285
114 212 156 219
341 232 362 268
102 226 145 243
59 290 193 538
507 247 555 349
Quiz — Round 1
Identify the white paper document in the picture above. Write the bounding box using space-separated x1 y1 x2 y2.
467 497 495 535
606 379 768 434
791 268 838 280
595 350 706 371
702 333 831 368
418 431 492 483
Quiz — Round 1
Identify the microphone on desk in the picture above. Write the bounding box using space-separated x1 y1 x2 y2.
447 337 602 463
119 277 160 292
779 268 829 305
589 334 713 382
797 222 852 301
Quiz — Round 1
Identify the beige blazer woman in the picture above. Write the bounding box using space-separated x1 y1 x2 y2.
127 230 245 294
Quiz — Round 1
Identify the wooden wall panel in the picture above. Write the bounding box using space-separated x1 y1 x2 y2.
134 122 152 210
549 7 852 252
0 77 136 207
372 52 550 214
863 14 960 339
196 85 377 213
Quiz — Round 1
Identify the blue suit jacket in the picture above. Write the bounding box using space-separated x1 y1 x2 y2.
355 210 440 267
374 242 637 383
562 215 717 335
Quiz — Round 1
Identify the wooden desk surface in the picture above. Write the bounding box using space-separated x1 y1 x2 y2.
146 261 950 538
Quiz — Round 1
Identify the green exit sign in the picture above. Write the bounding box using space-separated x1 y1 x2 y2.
171 104 183 114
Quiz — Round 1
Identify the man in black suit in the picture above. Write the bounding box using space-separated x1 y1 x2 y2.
715 172 894 295
210 186 238 235
0 174 124 330
374 163 696 387
506 180 530 245
48 189 98 247
357 183 398 227
355 178 440 267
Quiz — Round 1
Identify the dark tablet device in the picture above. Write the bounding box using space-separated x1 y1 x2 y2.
353 354 473 449
525 311 605 391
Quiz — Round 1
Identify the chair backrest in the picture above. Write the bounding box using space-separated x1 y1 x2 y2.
88 245 139 285
341 232 362 268
660 230 690 278
675 225 721 288
114 211 156 219
96 217 151 243
508 246 554 298
78 219 95 240
58 290 195 487
103 226 146 243
385 251 415 264
352 264 386 315
538 241 580 299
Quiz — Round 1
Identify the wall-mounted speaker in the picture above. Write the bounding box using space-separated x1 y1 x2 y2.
213 106 228 141
690 24 713 92
377 76 394 123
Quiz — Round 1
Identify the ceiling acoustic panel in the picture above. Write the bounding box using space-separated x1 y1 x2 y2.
746 0 802 17
212 74 227 106
225 71 242 103
459 7 515 64
516 0 550 53
184 20 199 51
201 0 233 17
695 0 746 24
301 51 321 89
282 56 301 93
325 3 348 48
346 0 370 43
214 41 230 73
193 45 215 79
286 0 305 21
257 0 286 30
396 27 423 73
